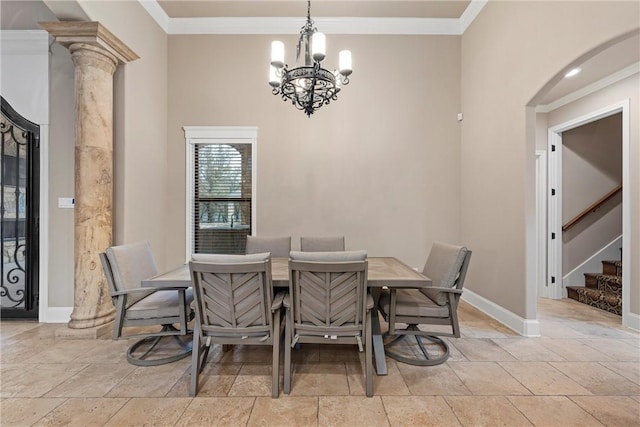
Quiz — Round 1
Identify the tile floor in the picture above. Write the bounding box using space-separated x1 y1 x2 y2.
1 298 639 426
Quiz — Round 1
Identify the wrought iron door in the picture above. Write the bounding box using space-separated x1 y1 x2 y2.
1 97 39 319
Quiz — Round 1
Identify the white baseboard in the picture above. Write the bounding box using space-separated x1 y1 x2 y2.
462 289 540 337
43 307 73 323
624 311 640 332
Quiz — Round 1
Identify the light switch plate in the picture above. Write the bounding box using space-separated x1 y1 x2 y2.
58 197 74 209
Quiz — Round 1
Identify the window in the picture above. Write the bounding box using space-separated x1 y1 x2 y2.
185 127 257 257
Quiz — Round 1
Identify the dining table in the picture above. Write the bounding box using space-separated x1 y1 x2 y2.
142 256 431 375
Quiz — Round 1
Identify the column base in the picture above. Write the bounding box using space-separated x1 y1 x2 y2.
68 305 115 329
55 321 114 339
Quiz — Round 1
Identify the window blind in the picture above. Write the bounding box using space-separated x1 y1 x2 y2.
192 143 252 254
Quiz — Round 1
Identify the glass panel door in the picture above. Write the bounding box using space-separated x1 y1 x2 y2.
1 97 39 319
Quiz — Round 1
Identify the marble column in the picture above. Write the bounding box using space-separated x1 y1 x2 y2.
41 22 138 331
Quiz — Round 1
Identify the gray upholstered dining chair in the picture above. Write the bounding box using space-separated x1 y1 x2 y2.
300 236 345 251
189 252 285 397
284 250 373 397
100 241 194 366
378 242 471 366
246 236 291 258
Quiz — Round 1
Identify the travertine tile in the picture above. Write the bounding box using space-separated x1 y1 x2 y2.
570 396 640 427
319 396 389 427
397 362 470 395
0 339 59 364
382 395 461 426
452 338 518 361
22 340 92 364
166 362 242 397
580 339 640 361
598 361 640 385
105 360 190 397
442 338 469 361
287 362 350 396
0 397 66 426
104 397 190 426
492 338 566 361
168 373 236 397
445 396 533 426
346 358 409 396
499 362 592 395
550 362 640 395
44 363 136 397
537 338 614 361
247 396 318 426
291 343 320 363
1 297 637 426
0 321 41 341
448 361 531 395
33 397 128 426
507 396 603 427
175 397 254 426
568 321 638 339
537 319 591 339
220 344 277 363
318 343 361 362
460 321 517 338
228 363 274 396
71 339 131 364
0 364 87 398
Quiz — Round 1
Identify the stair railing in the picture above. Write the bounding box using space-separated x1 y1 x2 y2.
562 184 622 232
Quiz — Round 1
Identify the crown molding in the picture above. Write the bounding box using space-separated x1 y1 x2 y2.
459 0 487 33
169 16 462 35
138 0 170 33
140 0 486 35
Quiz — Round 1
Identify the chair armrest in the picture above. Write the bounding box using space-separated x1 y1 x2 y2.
109 286 185 296
272 291 286 311
420 286 463 295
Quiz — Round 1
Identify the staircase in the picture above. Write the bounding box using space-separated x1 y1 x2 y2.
567 260 622 315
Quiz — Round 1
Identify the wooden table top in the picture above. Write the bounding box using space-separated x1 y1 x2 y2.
143 257 430 289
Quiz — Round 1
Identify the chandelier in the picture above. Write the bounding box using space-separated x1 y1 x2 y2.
269 0 352 117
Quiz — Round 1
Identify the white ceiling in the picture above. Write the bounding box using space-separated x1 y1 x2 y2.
156 1 471 19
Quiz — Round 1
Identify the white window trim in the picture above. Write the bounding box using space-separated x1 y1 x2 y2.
184 126 257 261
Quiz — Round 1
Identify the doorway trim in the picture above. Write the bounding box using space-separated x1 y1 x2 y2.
547 99 630 326
535 150 548 299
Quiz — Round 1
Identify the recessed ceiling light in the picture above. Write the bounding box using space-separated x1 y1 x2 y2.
564 68 582 78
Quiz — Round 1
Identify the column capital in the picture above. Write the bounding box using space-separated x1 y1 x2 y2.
40 21 139 64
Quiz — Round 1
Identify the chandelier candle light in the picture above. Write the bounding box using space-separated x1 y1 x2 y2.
269 0 352 117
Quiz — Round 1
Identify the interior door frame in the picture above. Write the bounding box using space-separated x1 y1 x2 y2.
535 150 548 299
547 99 630 325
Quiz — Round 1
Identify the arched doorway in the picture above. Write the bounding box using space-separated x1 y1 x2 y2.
528 31 638 329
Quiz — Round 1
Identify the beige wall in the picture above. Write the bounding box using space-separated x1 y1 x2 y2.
48 43 75 306
461 1 639 319
546 74 639 314
77 1 169 268
166 35 462 269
